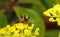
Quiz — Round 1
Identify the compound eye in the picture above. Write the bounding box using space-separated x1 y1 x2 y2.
26 16 29 19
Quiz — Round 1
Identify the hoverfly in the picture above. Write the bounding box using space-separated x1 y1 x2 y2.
19 14 30 24
9 14 31 26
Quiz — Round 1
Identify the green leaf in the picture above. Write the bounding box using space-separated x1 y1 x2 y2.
13 6 45 37
32 4 46 18
40 0 55 9
0 10 8 28
18 0 46 18
18 0 40 4
46 30 59 37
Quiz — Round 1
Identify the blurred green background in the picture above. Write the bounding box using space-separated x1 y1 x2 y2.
0 0 60 37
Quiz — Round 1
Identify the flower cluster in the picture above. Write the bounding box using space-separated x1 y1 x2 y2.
0 23 40 37
43 4 60 26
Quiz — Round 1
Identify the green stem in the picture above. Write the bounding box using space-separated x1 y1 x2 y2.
59 31 60 37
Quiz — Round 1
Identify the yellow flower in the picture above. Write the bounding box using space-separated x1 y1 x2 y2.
56 18 60 26
34 28 40 36
31 24 34 27
16 23 24 30
28 27 32 30
48 8 57 16
8 26 16 33
24 24 28 29
53 4 60 16
24 29 31 36
32 35 36 37
34 31 39 36
53 4 60 15
43 11 51 16
21 34 25 37
6 25 11 32
0 23 40 37
0 28 6 34
13 33 20 37
6 25 11 29
57 21 60 26
5 35 10 37
49 17 55 22
14 30 20 34
36 28 40 31
43 4 60 26
28 24 34 30
53 4 60 11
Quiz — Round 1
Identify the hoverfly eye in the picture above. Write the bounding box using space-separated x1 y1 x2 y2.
25 16 29 19
24 15 29 20
26 16 29 19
